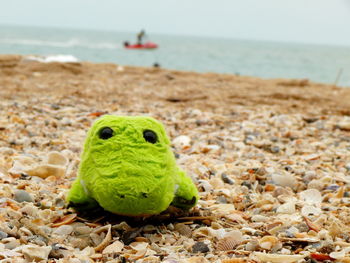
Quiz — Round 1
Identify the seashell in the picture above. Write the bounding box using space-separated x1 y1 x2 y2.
113 221 132 231
0 250 22 258
279 237 319 243
127 249 147 260
0 147 15 155
172 135 191 149
299 189 322 205
307 179 325 190
337 121 350 131
335 186 345 198
217 237 238 251
301 205 322 217
102 240 124 254
174 223 192 237
74 225 92 235
225 230 243 241
258 236 282 250
93 224 112 252
276 201 295 214
330 250 346 259
245 240 259 251
47 151 68 166
9 156 35 174
22 245 52 262
217 231 243 251
303 153 320 161
304 217 320 232
211 204 236 214
27 164 65 178
271 173 297 189
18 227 33 237
52 213 77 227
3 237 20 249
130 241 148 251
53 225 73 236
89 233 103 246
13 155 36 166
252 252 307 263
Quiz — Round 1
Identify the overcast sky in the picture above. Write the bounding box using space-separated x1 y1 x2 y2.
1 0 350 45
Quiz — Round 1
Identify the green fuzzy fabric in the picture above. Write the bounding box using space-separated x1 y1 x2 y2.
67 115 199 216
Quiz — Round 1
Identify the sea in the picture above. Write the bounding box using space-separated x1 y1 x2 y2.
1 24 350 86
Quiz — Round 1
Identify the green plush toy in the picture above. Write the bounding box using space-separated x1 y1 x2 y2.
67 115 198 216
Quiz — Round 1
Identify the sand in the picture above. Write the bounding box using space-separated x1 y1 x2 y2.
1 54 350 262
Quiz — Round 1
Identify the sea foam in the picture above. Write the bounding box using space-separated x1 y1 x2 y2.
25 55 79 63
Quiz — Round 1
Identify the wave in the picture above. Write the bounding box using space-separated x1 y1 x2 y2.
25 54 79 63
0 38 117 49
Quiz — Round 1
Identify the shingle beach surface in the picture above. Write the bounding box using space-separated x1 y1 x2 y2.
1 55 350 262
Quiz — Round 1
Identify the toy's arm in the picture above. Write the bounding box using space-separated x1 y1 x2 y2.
66 178 99 211
172 168 199 209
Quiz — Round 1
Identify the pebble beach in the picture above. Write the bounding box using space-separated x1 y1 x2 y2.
2 54 350 262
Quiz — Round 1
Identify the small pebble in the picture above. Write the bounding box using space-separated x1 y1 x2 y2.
192 242 210 253
221 173 234 185
14 190 34 203
0 231 8 240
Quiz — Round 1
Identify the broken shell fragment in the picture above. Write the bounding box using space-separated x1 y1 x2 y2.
26 164 65 178
47 151 69 166
102 240 124 254
93 224 112 252
252 252 307 263
299 189 322 205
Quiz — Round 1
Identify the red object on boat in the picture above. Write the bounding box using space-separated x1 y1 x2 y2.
124 42 158 49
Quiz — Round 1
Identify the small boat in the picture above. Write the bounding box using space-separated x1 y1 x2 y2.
124 41 158 50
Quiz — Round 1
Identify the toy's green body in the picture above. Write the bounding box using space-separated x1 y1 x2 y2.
67 115 198 216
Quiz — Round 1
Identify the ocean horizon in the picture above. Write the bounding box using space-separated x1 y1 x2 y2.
1 24 349 87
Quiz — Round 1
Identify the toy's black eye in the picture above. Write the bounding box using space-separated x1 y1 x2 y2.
99 127 114 140
143 130 158 144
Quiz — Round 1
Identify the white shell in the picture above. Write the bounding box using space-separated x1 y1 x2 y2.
172 135 191 149
102 240 124 254
276 201 296 214
271 173 297 189
22 245 52 262
27 164 65 178
299 189 322 205
301 205 322 217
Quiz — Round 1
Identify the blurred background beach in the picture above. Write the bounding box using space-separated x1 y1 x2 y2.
1 24 350 86
0 0 349 86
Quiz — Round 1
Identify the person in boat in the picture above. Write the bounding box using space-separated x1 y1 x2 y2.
137 29 146 45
